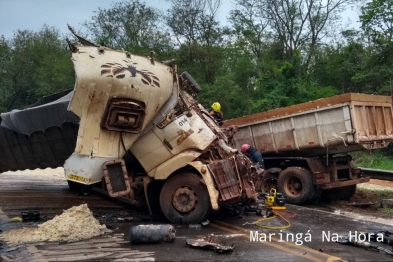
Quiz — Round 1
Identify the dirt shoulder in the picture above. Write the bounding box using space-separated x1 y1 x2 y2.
314 180 393 221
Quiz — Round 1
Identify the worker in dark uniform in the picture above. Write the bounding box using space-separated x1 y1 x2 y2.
241 144 265 169
206 102 224 126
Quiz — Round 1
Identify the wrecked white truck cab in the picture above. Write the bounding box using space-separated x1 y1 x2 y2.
62 36 258 224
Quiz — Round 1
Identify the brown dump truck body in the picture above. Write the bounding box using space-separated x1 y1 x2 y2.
224 93 393 157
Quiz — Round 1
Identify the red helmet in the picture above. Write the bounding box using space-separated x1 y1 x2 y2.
241 144 250 152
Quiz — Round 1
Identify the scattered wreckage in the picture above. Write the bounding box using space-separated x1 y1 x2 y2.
336 231 393 257
0 25 260 224
129 224 176 244
186 234 235 253
129 224 235 253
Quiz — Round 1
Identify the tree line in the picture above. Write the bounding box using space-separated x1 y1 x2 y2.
0 0 392 121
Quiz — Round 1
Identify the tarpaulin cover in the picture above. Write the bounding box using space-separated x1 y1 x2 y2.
0 90 79 135
0 90 79 173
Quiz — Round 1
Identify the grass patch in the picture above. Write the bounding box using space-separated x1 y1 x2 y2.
383 208 393 215
356 188 393 198
352 151 393 170
327 187 393 219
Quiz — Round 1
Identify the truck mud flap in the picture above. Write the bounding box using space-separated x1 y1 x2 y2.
0 122 78 173
207 159 242 202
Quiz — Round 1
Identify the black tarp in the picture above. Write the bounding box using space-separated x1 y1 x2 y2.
0 90 79 173
0 90 79 135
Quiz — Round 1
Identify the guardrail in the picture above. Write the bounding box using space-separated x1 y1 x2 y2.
360 167 393 182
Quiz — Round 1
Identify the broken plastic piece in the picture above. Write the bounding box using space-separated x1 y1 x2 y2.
189 224 201 230
9 217 23 222
347 202 375 207
186 234 234 253
21 211 40 221
201 220 210 226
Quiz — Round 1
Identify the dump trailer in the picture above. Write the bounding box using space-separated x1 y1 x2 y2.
223 93 393 204
0 29 259 224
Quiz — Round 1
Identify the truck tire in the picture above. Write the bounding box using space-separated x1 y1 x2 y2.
340 185 357 200
67 180 91 193
67 180 79 191
159 173 211 224
277 167 315 205
321 185 357 202
181 72 201 93
260 168 281 193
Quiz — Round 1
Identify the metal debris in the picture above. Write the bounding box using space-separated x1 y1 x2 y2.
129 224 176 244
189 224 201 230
381 199 393 208
9 217 22 222
347 202 376 207
201 219 210 226
336 235 393 257
226 199 273 218
21 211 40 222
186 234 235 253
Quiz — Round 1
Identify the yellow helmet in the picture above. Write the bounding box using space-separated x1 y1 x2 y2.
211 102 221 112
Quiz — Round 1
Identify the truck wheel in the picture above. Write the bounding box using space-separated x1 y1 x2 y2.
322 185 357 201
341 185 357 200
67 180 91 193
67 180 80 191
260 171 280 193
159 173 211 224
277 167 315 205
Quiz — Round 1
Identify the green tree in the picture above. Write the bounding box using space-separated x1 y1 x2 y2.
0 26 74 112
232 0 356 74
360 0 393 42
221 42 258 93
358 0 393 95
197 74 249 119
311 40 368 93
229 0 271 63
166 0 226 84
84 0 173 59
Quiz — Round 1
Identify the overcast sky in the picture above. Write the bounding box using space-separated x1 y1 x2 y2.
0 0 361 39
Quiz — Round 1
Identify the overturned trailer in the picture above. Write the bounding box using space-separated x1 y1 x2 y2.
0 30 258 224
223 93 393 204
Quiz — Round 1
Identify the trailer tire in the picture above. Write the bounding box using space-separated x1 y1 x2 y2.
277 167 315 205
159 173 211 224
259 169 281 193
342 185 357 200
322 185 357 201
67 180 91 193
67 180 79 191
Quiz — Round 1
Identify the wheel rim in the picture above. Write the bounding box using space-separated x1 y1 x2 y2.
284 176 303 197
172 186 198 213
262 177 277 193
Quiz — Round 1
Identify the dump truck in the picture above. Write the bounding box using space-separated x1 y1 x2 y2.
0 30 258 224
223 94 393 204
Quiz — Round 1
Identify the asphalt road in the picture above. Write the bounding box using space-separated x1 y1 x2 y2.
0 171 393 262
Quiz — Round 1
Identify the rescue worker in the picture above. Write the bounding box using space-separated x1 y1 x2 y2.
206 102 224 126
241 144 265 169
